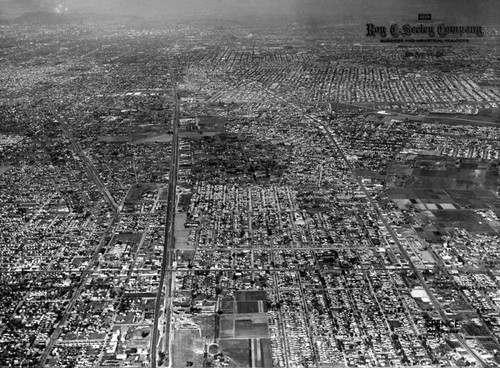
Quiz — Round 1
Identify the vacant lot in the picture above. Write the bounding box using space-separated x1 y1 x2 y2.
407 166 498 190
173 329 204 368
432 210 495 234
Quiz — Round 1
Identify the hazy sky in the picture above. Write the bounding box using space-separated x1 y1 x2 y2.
1 0 499 25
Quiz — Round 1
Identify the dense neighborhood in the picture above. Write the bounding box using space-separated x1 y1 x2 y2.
1 4 500 368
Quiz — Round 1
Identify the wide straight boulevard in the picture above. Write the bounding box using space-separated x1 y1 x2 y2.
151 72 180 368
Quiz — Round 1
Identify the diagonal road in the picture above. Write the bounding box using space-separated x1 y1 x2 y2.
60 122 119 212
256 80 492 367
320 123 491 368
37 213 119 367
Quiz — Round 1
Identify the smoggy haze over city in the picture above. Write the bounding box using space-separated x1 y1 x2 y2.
1 0 500 366
1 0 500 25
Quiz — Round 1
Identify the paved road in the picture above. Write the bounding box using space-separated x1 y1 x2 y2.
37 213 119 367
263 84 491 367
60 122 119 211
320 124 491 367
332 101 499 126
151 74 180 368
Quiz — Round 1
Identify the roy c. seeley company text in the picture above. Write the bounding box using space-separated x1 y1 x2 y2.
366 23 484 38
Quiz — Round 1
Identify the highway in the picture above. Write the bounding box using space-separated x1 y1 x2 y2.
150 73 180 368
